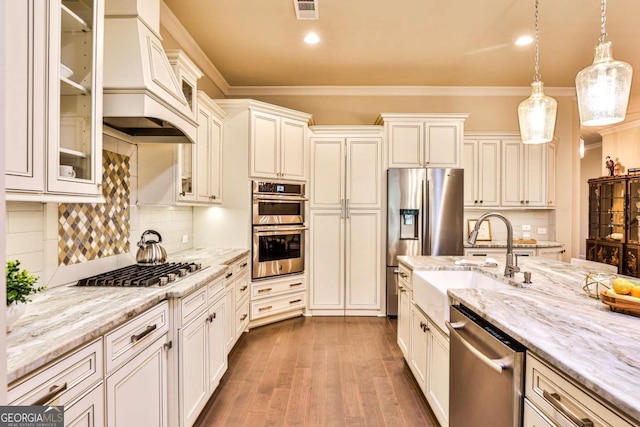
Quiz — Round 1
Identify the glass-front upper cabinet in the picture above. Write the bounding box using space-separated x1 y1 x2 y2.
598 178 626 243
588 182 599 239
167 50 203 203
47 0 104 195
628 177 640 244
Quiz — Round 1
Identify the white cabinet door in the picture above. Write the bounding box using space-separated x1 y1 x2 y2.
309 138 345 209
409 304 429 391
208 116 223 202
478 139 501 206
424 121 462 168
65 383 104 427
106 335 168 427
224 284 235 354
195 104 212 203
547 143 556 207
250 110 280 179
425 324 450 427
463 141 477 206
208 297 227 394
346 138 382 209
5 0 45 192
179 312 209 427
345 210 381 310
388 121 423 168
537 247 565 261
280 118 306 180
523 399 555 427
502 140 524 206
309 210 345 310
397 285 411 360
524 144 547 207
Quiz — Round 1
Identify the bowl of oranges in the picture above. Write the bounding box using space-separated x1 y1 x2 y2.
600 277 640 316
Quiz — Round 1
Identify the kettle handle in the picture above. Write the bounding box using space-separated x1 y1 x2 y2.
139 229 163 245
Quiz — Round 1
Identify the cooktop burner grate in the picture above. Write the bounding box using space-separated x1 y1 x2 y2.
76 262 203 287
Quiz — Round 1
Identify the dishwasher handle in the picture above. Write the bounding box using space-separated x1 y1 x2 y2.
447 321 506 374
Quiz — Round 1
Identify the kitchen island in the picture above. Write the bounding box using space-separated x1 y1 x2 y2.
398 255 640 425
6 247 248 384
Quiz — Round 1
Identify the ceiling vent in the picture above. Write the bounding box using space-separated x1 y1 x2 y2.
293 0 319 20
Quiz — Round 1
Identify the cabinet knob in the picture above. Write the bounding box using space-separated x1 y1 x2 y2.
525 200 529 204
520 200 524 204
180 191 186 197
480 200 483 204
474 200 478 204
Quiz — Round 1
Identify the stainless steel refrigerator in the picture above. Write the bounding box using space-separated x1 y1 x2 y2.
386 168 464 316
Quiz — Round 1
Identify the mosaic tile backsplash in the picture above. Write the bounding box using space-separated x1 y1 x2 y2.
58 151 130 265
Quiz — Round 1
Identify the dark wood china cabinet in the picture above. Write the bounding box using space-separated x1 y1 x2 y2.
587 175 640 277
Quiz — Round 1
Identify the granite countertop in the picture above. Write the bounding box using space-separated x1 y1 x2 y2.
6 248 248 384
398 255 640 424
463 239 564 248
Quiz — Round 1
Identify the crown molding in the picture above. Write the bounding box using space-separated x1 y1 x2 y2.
226 85 576 97
160 1 230 95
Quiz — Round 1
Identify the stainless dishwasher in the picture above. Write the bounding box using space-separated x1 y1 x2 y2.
447 305 526 427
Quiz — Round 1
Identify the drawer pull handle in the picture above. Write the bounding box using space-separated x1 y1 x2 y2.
399 272 408 278
225 272 233 279
259 305 273 312
240 262 248 268
258 287 273 293
240 285 248 292
542 390 594 427
131 324 157 343
207 313 216 322
289 282 302 287
289 299 302 304
34 382 68 406
240 314 248 321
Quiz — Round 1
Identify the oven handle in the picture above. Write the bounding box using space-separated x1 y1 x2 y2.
253 195 308 202
253 226 309 234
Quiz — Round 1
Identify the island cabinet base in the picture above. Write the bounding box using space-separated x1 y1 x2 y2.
525 352 635 427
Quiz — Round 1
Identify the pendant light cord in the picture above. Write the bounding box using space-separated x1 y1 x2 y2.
534 0 540 82
599 0 608 44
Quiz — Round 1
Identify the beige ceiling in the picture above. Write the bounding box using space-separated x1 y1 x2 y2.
163 0 640 91
163 0 640 143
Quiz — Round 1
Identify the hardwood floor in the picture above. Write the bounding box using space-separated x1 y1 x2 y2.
195 316 438 427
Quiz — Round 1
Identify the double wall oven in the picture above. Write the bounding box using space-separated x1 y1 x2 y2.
252 181 306 280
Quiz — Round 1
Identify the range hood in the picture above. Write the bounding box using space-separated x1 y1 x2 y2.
102 0 197 143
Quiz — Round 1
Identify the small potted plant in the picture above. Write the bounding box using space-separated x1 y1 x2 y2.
6 260 44 332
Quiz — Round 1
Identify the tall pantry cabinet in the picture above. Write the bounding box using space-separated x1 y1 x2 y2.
308 126 384 316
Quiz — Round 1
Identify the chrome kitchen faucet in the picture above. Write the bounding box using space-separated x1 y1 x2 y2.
468 212 520 278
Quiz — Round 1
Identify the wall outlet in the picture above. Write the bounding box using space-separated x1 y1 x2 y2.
522 225 531 231
182 234 189 243
537 227 547 235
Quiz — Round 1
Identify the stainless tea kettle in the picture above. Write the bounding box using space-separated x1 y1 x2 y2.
136 230 167 265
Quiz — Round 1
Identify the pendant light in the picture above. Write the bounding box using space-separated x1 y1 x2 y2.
575 0 633 127
518 0 557 145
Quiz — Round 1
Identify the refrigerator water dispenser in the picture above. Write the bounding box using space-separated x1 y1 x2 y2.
400 209 419 240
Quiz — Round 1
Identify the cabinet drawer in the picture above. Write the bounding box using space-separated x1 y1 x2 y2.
207 275 225 306
235 272 250 304
524 398 555 427
398 263 412 290
251 276 306 299
233 257 250 277
235 298 250 337
9 339 103 406
251 291 306 320
526 353 634 427
104 302 169 374
181 286 208 326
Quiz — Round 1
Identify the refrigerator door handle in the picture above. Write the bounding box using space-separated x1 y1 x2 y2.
422 178 430 255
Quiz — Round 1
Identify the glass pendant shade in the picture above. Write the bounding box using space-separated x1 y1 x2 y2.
518 81 558 144
576 41 633 126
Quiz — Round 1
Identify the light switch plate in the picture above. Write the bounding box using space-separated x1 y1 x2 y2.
537 227 547 235
522 225 531 231
182 234 189 243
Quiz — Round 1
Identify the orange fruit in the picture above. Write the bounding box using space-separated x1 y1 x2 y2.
630 286 640 298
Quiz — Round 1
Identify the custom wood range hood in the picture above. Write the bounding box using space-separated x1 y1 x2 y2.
102 0 197 143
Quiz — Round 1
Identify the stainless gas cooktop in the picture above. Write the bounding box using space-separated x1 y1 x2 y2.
75 262 204 287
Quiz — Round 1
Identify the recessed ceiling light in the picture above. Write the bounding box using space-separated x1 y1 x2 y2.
304 32 320 45
515 35 533 46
